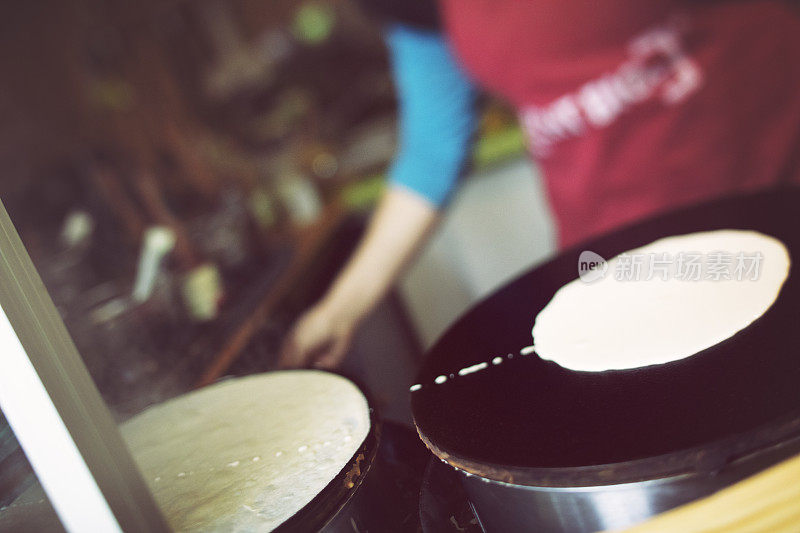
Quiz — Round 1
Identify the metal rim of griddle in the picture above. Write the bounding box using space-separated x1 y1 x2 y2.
412 186 800 488
274 372 381 532
416 413 800 488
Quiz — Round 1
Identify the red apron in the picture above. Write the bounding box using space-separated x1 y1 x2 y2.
441 0 800 247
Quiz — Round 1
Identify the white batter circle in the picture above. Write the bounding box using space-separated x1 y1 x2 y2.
532 230 791 372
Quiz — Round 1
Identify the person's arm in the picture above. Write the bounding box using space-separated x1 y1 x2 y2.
278 25 477 369
278 187 437 368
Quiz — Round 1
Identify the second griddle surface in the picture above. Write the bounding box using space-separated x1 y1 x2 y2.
411 188 800 483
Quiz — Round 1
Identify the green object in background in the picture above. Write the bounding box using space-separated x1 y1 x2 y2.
341 174 386 212
182 263 223 322
248 188 277 229
292 2 336 45
340 125 527 212
472 124 526 169
88 78 135 112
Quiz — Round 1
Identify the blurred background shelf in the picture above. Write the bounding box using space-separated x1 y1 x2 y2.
0 0 552 508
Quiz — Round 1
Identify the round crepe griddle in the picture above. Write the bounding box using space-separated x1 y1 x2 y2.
412 188 800 487
0 371 380 533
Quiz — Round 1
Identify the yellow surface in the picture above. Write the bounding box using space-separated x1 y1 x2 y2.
617 453 800 532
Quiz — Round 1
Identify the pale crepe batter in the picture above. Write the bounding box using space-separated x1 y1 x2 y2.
120 370 370 532
532 230 791 372
0 371 370 532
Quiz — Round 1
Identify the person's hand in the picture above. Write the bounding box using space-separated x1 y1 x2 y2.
278 187 438 370
278 303 357 370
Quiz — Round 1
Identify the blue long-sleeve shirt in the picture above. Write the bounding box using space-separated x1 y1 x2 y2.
385 25 478 207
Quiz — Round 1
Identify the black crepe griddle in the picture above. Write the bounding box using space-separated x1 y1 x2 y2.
411 188 800 487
